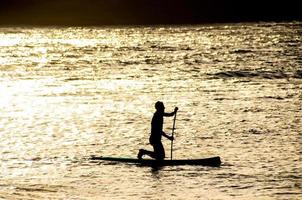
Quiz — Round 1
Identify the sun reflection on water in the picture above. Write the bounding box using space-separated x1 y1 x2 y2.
0 23 301 199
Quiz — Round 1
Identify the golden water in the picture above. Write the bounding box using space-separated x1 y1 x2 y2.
0 22 301 199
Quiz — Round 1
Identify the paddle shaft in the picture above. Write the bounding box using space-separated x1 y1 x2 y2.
170 111 177 160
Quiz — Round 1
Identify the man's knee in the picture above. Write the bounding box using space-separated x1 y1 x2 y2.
155 152 165 160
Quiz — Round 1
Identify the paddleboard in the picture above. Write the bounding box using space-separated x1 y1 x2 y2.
90 156 221 167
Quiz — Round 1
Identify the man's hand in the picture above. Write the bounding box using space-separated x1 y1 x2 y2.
174 107 178 113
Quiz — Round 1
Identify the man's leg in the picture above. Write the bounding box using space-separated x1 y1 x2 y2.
153 142 165 160
137 149 156 159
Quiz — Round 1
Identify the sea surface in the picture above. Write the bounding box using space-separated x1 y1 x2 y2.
0 22 301 200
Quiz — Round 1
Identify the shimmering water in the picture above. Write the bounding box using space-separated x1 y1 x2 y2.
0 22 301 199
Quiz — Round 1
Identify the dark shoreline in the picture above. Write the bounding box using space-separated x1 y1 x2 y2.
1 0 301 26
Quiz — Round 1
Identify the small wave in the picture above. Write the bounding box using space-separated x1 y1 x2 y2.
264 96 285 100
16 186 57 193
117 46 146 51
145 58 163 65
210 70 302 79
293 70 302 78
248 128 263 135
230 49 254 54
150 45 177 51
118 60 142 66
64 77 81 81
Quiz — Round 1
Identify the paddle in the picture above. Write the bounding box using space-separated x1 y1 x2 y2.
170 107 178 160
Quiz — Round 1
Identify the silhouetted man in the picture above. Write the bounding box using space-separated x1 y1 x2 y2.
138 101 178 160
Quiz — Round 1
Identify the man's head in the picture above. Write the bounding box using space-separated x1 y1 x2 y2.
155 101 165 112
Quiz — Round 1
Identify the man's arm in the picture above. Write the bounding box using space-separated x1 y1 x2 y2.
163 107 178 117
162 131 174 141
163 112 175 117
